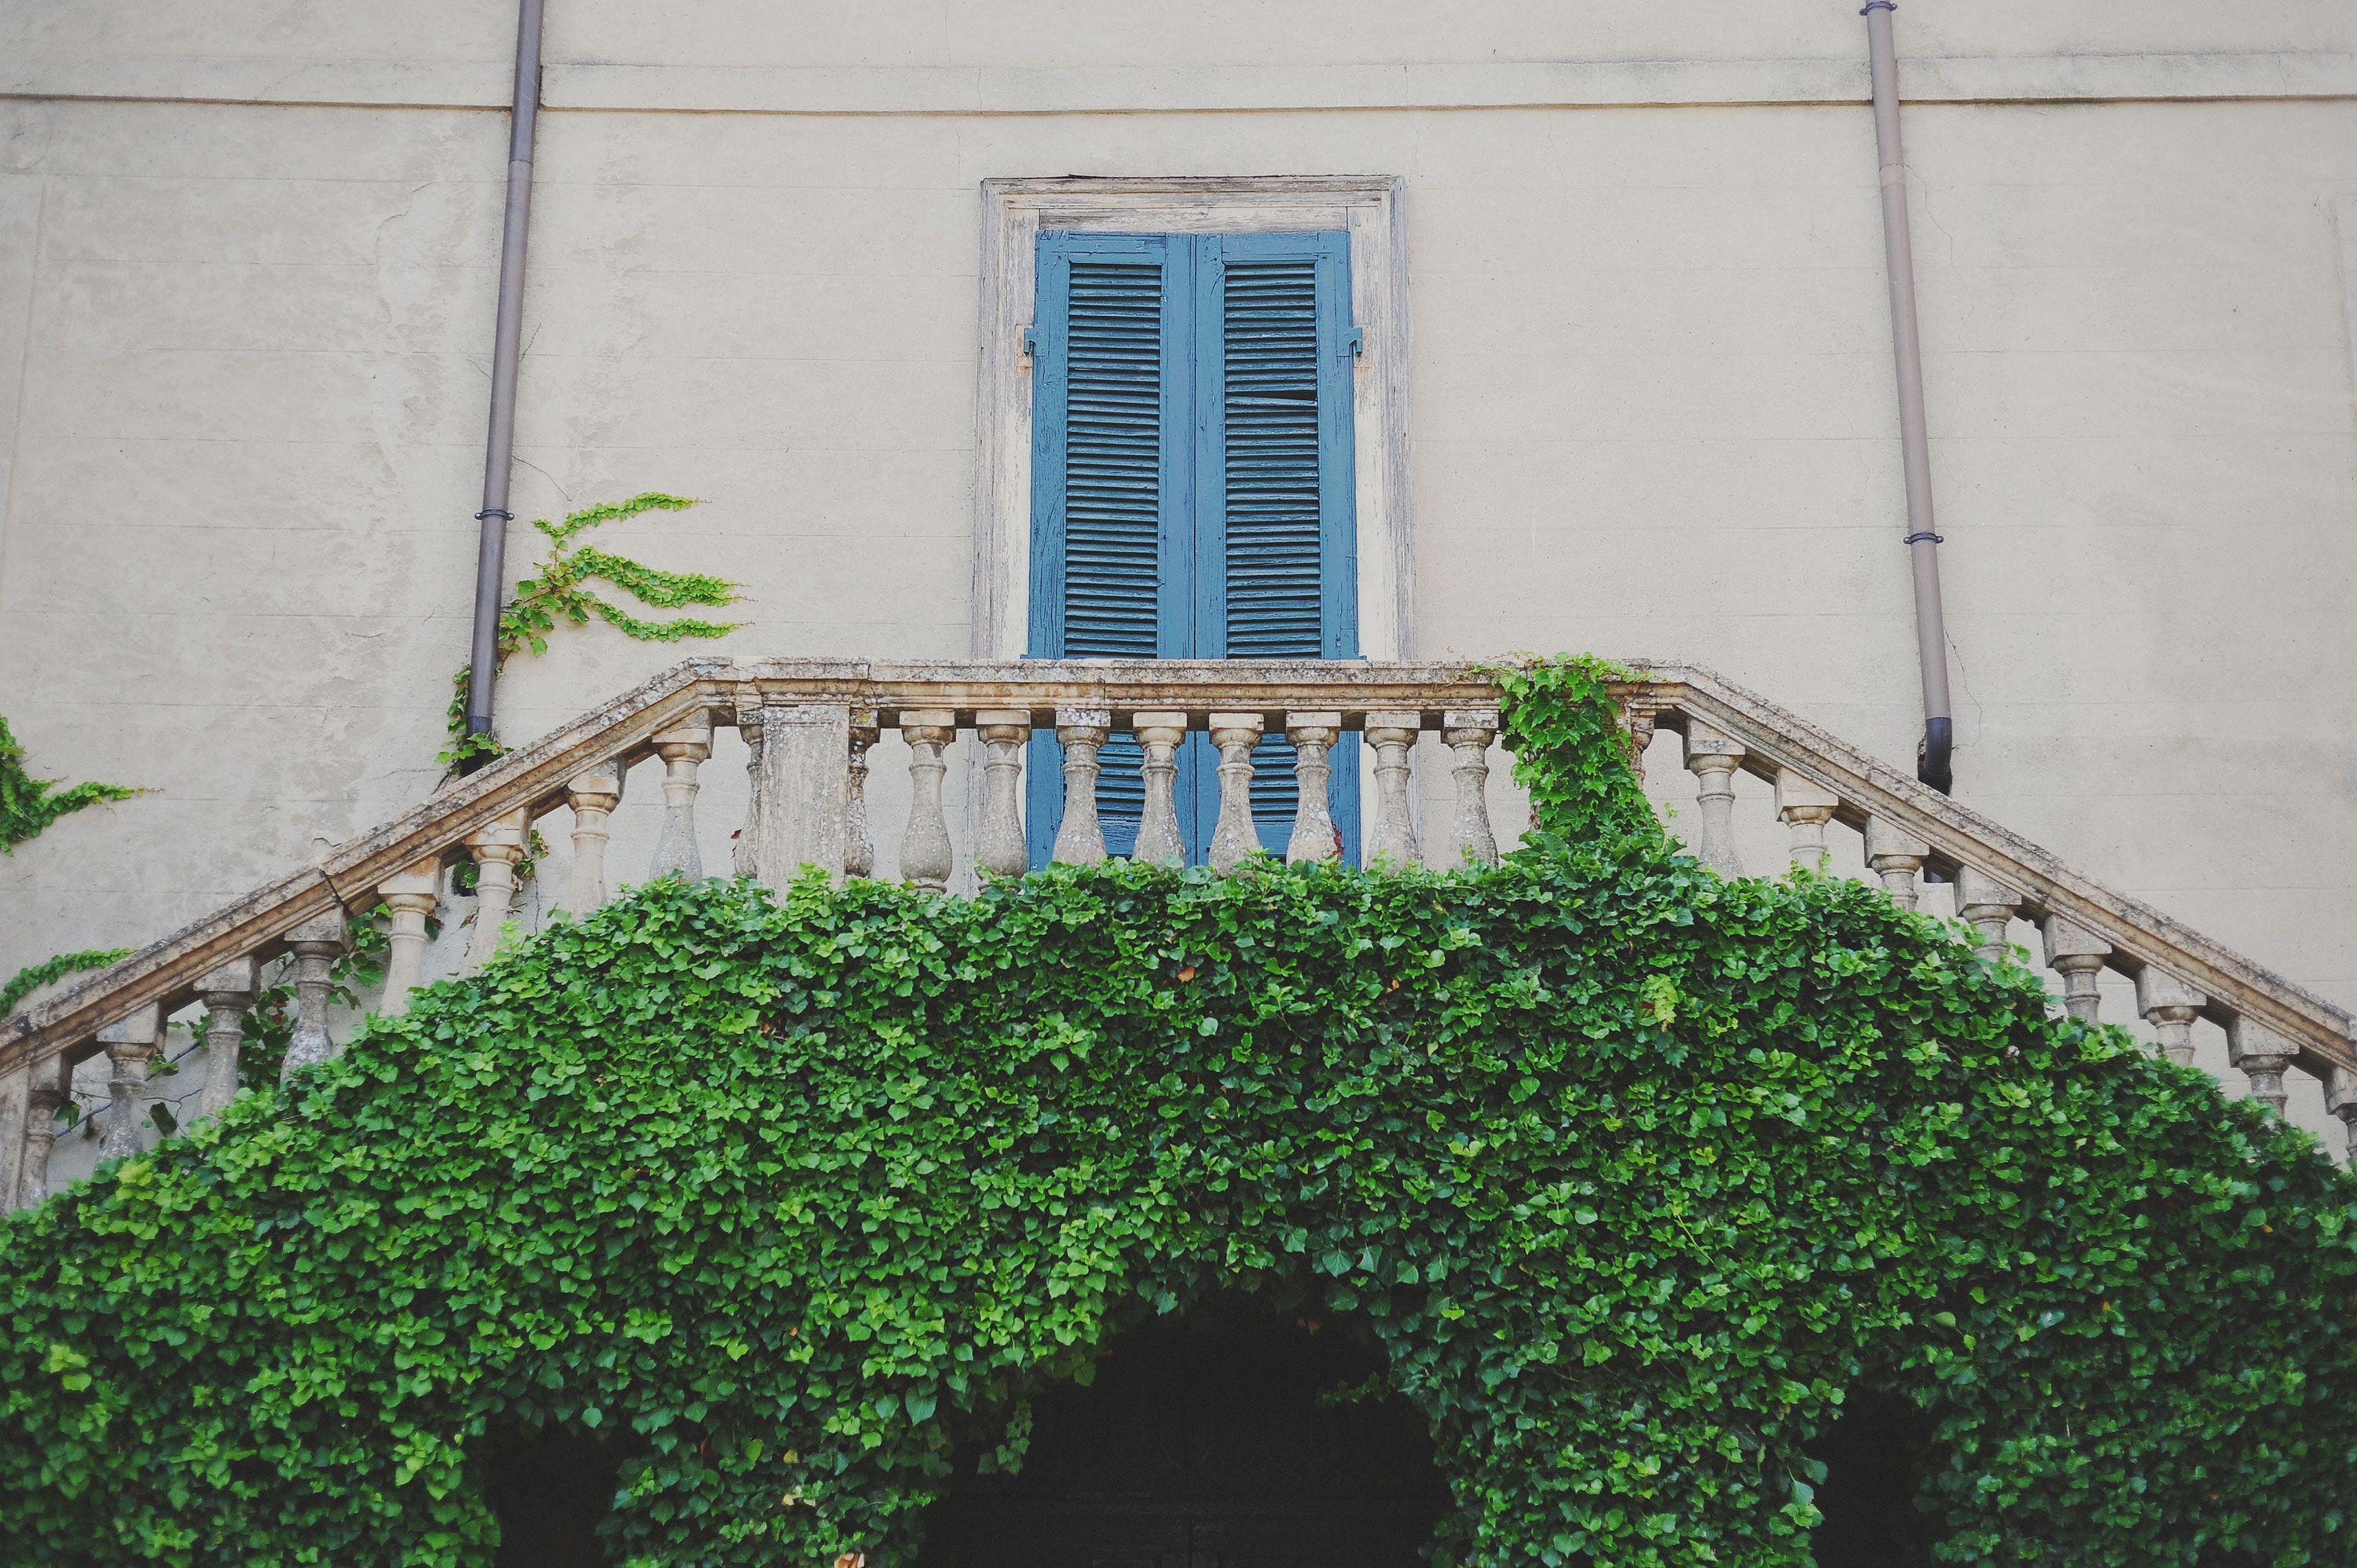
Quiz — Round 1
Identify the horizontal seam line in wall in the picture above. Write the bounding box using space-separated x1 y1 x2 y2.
3 93 2355 116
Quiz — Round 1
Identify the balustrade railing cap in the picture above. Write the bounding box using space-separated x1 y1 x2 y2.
196 956 260 995
464 817 528 851
651 711 716 745
2135 969 2205 1013
2227 1016 2298 1064
96 1003 161 1046
1682 721 1744 761
1772 769 1839 811
1953 866 2022 908
287 910 350 950
567 760 628 795
378 862 441 899
2041 917 2111 963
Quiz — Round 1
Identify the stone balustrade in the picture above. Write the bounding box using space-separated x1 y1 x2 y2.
3 657 2352 1207
1627 683 2357 1152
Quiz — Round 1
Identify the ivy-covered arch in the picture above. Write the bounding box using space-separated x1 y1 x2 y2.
2 661 2353 1567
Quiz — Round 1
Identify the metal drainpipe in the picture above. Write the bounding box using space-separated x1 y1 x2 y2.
1862 0 1956 793
461 0 548 766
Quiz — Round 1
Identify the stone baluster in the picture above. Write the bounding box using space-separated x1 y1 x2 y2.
843 712 879 880
1208 713 1266 873
1365 712 1423 868
1954 869 2022 964
1774 768 1838 874
749 702 853 888
1681 724 1745 878
898 709 957 892
2040 918 2112 1024
464 811 529 971
1052 708 1111 866
1442 709 1500 868
564 761 626 914
733 697 764 878
2327 1066 2357 1161
193 958 258 1119
1864 819 1929 911
16 1055 74 1207
375 861 440 1017
976 709 1032 878
281 909 349 1082
1131 713 1189 866
1285 712 1342 866
649 712 713 881
2224 1016 2296 1116
2134 969 2205 1067
98 1004 163 1160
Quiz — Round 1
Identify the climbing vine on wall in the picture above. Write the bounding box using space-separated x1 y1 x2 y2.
0 716 141 853
443 493 742 768
0 717 145 1037
2 661 2353 1568
0 949 132 1019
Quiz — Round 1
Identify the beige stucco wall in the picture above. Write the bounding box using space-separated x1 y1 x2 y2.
2 2 2354 1160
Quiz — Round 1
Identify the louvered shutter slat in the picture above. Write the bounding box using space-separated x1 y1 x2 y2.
1062 259 1164 663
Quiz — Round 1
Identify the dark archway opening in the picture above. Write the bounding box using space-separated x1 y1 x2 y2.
1807 1388 1946 1568
486 1426 629 1568
921 1307 1449 1568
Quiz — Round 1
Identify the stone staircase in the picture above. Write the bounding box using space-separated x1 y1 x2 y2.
5 658 2350 1207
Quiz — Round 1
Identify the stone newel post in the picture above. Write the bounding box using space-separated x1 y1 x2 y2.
749 702 852 888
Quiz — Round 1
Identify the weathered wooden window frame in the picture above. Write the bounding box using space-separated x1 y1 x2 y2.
973 175 1412 662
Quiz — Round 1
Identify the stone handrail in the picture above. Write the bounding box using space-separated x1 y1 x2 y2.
4 658 2350 1207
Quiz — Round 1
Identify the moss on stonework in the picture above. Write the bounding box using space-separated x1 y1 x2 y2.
2 658 2352 1567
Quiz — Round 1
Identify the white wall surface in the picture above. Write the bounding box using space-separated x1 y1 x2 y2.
1 2 2352 1148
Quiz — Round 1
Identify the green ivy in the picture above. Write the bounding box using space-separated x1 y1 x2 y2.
0 949 132 1018
2 662 2352 1567
1483 654 1659 843
444 493 742 768
0 716 141 853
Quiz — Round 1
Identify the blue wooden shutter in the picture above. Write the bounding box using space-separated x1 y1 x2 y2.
1200 231 1361 859
1025 234 1195 862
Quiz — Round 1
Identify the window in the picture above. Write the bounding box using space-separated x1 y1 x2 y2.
1021 229 1362 865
